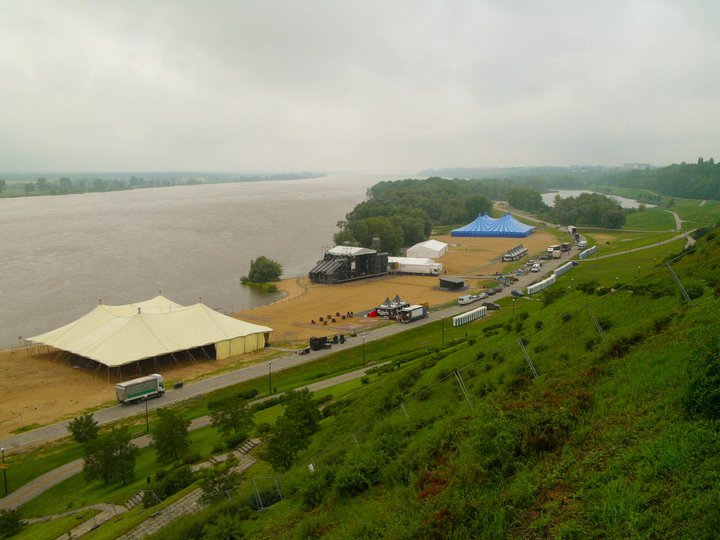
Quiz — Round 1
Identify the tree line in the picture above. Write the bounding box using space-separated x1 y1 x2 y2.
603 157 720 200
334 177 550 254
0 172 322 197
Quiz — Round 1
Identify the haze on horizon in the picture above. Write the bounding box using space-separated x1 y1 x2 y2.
0 1 718 175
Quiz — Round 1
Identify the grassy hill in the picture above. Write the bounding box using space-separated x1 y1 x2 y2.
148 232 720 538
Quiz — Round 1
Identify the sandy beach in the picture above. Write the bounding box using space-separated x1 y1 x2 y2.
0 231 555 437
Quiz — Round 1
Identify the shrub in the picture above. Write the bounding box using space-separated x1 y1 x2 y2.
334 450 381 497
522 411 574 454
606 332 644 359
224 433 246 450
182 452 202 465
684 280 705 300
596 316 613 332
542 287 567 307
535 320 544 330
518 312 529 321
156 465 194 499
561 312 572 323
360 376 370 385
0 510 22 538
585 338 599 351
684 347 720 420
416 385 432 401
476 351 485 360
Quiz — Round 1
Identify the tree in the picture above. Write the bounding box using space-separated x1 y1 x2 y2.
245 256 283 283
0 179 6 193
35 177 48 191
83 427 138 485
24 183 35 193
68 413 99 444
261 389 321 471
464 194 492 220
152 408 191 463
200 458 243 504
261 414 310 471
209 396 254 440
283 389 321 438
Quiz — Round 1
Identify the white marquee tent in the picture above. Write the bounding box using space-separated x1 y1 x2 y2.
27 295 272 368
406 239 448 259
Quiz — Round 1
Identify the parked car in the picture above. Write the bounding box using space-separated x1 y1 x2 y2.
477 292 488 300
538 254 550 260
482 301 501 310
511 289 525 297
485 288 496 296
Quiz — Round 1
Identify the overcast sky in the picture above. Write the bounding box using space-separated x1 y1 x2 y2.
0 1 718 173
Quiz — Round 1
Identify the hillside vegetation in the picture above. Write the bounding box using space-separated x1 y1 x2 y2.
152 230 720 538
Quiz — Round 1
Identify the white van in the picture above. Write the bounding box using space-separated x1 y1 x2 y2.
458 295 478 305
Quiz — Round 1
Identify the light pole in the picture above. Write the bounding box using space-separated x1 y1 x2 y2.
361 335 366 368
268 360 272 395
571 278 574 290
441 316 445 345
145 399 149 433
1 447 7 495
512 298 516 319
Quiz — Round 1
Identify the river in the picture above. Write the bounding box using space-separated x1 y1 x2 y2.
542 189 654 209
0 173 393 348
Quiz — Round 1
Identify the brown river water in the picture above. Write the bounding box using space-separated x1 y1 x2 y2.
0 173 392 348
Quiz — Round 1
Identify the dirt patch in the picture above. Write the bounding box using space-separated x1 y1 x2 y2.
0 231 556 437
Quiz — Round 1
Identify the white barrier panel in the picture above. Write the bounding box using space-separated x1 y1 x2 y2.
452 306 488 327
527 273 556 295
554 261 574 277
579 246 598 260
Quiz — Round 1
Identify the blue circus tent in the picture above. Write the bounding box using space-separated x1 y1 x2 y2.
451 212 535 238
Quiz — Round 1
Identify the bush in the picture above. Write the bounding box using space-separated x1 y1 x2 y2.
535 320 544 330
606 332 644 359
561 312 573 323
360 376 370 385
684 347 720 420
334 450 381 497
0 510 22 538
300 469 335 509
224 433 246 450
518 312 529 321
542 287 567 307
156 465 194 499
684 281 705 300
182 452 202 465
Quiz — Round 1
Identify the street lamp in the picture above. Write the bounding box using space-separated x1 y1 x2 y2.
361 335 366 368
441 316 445 345
512 298 516 319
571 278 574 290
1 447 7 495
268 360 272 395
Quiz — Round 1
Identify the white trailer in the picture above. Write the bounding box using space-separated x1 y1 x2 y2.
115 374 165 404
388 257 443 275
398 304 428 323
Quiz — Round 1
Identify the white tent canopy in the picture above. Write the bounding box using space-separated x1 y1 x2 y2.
406 239 448 259
27 295 272 367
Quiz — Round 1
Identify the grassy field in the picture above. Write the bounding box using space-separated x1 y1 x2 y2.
582 229 679 257
624 207 676 231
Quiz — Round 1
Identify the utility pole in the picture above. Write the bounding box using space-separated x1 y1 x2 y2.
361 335 366 368
1 447 7 495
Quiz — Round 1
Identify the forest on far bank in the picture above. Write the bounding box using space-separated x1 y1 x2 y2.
334 177 628 254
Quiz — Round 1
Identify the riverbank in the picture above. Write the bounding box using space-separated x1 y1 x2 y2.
0 230 556 437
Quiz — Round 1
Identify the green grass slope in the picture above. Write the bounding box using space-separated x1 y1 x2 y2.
148 230 720 539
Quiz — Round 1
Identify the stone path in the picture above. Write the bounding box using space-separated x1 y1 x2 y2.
117 440 260 540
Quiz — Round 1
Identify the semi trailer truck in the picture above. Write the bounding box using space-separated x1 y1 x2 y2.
115 374 165 405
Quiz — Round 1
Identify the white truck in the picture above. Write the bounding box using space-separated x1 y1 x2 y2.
398 304 428 323
458 294 479 305
576 239 588 250
115 374 165 405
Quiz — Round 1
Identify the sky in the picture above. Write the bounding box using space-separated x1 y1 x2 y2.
0 0 718 173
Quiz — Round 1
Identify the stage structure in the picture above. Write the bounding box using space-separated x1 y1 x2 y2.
309 246 388 284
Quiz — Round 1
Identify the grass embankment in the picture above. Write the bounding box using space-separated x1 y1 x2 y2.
624 207 676 231
148 230 720 538
582 229 680 257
